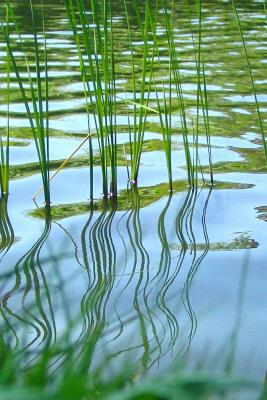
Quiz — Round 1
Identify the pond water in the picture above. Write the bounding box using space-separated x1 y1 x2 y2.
0 0 267 396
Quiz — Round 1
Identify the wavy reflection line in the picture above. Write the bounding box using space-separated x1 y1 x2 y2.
0 211 56 352
152 195 180 362
112 189 164 372
180 187 212 360
0 194 14 260
144 186 212 366
130 190 158 370
157 187 199 363
2 186 213 375
75 187 213 374
54 219 85 270
79 204 94 338
76 190 166 373
48 205 113 374
142 194 178 369
71 204 118 371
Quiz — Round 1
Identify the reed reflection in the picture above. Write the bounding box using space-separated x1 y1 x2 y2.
0 194 14 259
179 187 212 359
71 186 213 374
0 186 213 375
0 210 55 354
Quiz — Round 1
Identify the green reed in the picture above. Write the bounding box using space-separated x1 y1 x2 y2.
2 0 50 204
65 0 118 199
22 0 216 200
231 0 267 161
123 0 155 186
124 0 208 191
2 0 267 202
0 9 14 256
161 0 195 186
0 194 14 258
150 1 173 191
0 5 10 196
65 0 158 197
187 0 213 186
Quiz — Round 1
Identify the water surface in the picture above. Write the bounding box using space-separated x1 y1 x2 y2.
0 0 267 396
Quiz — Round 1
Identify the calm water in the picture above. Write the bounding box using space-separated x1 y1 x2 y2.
0 0 267 395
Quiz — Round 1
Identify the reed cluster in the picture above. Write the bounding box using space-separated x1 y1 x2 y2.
0 0 265 203
1 0 50 204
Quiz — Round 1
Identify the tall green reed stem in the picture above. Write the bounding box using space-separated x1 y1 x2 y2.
231 0 267 161
150 0 173 191
0 4 10 196
162 0 194 186
123 0 155 185
2 0 216 201
2 0 50 204
65 0 118 198
191 0 213 185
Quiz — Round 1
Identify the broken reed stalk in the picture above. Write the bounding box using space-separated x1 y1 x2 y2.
32 133 92 202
